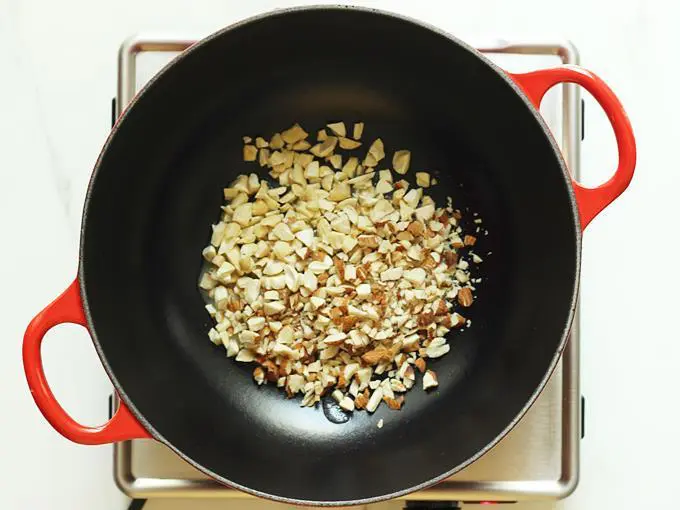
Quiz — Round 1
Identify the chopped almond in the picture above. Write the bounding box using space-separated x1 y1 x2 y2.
201 121 482 412
457 287 474 307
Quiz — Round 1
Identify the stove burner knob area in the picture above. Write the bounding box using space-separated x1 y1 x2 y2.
404 502 461 509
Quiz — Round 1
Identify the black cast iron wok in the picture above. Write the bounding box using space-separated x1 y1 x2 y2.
23 6 635 506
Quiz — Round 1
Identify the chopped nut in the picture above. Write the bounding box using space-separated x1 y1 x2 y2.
443 250 458 267
375 179 393 194
243 145 257 161
247 316 265 332
263 260 284 275
423 370 439 390
384 396 403 410
380 267 403 281
457 287 474 307
323 121 344 137
269 133 285 149
302 270 318 291
353 122 364 140
407 221 424 237
339 137 362 150
358 235 380 248
392 150 411 174
281 123 308 144
434 299 448 316
415 172 431 187
311 136 338 158
339 396 355 412
201 121 481 412
342 157 359 178
264 301 286 315
354 391 369 409
419 254 436 271
361 345 395 365
425 337 450 358
404 267 427 285
415 204 435 222
324 332 347 345
328 182 351 202
272 222 295 241
232 203 252 227
366 387 383 413
293 139 313 151
253 366 265 385
296 228 315 248
417 312 435 327
450 312 466 328
329 154 343 170
236 349 256 362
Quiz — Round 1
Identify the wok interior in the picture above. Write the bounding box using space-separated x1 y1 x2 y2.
81 8 579 503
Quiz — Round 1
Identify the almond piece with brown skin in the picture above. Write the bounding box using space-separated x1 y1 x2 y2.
417 312 435 327
450 312 466 328
464 235 477 246
311 250 327 261
354 391 368 409
333 257 346 280
253 367 265 385
341 316 359 332
415 358 427 373
407 220 424 237
356 265 369 282
384 396 403 410
329 307 344 324
261 360 280 382
443 250 458 267
458 287 474 307
358 235 380 248
439 314 452 328
227 296 242 312
421 254 438 270
361 345 393 365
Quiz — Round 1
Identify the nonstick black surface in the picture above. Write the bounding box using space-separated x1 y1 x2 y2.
79 7 580 505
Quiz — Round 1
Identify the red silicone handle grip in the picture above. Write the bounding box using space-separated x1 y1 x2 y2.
510 65 636 230
23 279 150 444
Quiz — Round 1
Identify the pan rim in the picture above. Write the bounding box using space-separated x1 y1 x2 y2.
78 4 582 506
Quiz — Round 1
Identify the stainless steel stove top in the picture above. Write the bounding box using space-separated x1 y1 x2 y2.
112 35 582 504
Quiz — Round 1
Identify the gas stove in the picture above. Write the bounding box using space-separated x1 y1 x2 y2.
111 35 583 508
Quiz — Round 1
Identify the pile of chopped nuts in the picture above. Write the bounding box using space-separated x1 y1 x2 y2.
199 122 481 413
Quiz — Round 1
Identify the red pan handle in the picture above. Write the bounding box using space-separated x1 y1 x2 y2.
510 65 636 230
23 279 151 444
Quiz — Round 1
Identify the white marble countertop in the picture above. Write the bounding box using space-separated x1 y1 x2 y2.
1 1 676 509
